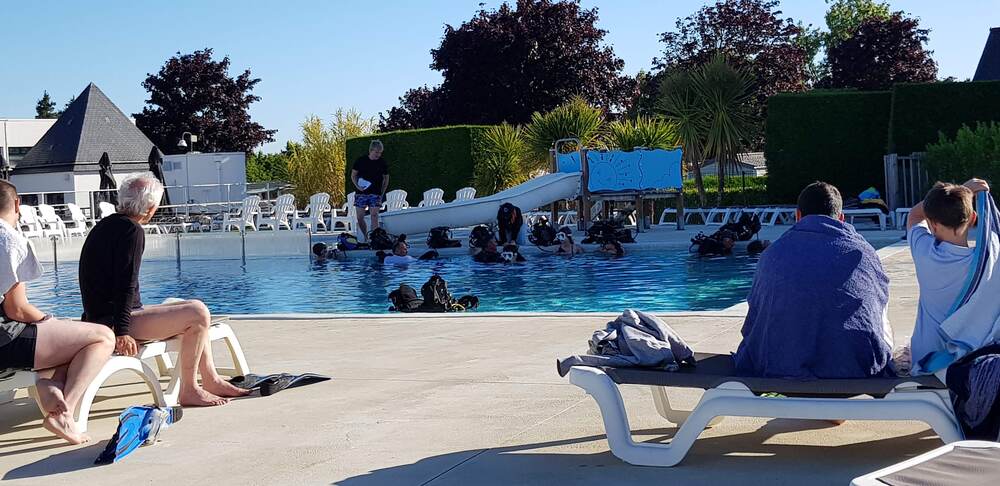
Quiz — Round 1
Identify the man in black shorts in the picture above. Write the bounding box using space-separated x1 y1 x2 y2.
351 139 390 240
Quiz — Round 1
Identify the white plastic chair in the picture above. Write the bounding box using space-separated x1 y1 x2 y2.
98 201 117 219
257 194 296 230
417 188 445 207
65 203 89 236
36 204 68 237
17 205 46 238
329 192 357 233
222 196 261 232
292 192 331 232
843 208 887 231
454 187 476 202
380 190 409 212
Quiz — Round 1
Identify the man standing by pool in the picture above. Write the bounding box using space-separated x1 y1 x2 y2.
78 173 247 407
351 140 390 241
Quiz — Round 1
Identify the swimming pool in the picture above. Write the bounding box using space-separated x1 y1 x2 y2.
29 248 764 315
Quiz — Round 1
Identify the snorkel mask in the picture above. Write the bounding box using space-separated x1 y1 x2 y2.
556 232 567 242
501 251 515 262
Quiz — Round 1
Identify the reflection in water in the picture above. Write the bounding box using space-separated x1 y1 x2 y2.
28 249 762 315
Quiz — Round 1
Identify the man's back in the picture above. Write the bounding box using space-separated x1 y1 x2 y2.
79 213 145 334
733 215 894 379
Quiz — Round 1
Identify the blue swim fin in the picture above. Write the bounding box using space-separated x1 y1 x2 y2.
95 405 183 465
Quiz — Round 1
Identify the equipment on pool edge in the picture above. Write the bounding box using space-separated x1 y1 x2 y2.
95 405 183 465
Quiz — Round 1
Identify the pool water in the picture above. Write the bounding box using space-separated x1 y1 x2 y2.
29 248 762 315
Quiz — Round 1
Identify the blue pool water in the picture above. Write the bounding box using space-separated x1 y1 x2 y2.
28 248 764 315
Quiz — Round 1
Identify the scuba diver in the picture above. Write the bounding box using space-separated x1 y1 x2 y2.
690 211 763 257
555 228 584 256
474 240 526 263
379 235 438 265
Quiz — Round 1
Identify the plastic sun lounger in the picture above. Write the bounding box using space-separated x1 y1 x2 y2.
0 319 249 433
560 353 960 467
843 208 887 231
894 207 912 230
851 440 1000 485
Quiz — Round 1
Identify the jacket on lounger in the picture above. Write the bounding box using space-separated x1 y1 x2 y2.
733 215 895 379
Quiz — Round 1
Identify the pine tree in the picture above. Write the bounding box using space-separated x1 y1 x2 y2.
35 91 58 119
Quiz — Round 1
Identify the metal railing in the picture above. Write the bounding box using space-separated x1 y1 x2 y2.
884 153 929 210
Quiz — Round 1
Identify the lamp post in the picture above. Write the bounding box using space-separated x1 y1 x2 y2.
177 132 198 210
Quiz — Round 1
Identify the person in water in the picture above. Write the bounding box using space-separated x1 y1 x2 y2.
474 240 526 263
598 240 624 257
380 239 438 265
555 230 584 256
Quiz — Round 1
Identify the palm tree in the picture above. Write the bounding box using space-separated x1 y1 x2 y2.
691 55 756 204
656 71 709 205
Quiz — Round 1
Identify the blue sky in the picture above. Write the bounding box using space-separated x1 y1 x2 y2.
0 1 994 152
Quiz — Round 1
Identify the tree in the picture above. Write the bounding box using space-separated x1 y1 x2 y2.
824 0 890 47
246 141 296 183
379 0 634 131
826 13 937 90
286 110 375 204
642 0 809 147
35 91 58 119
134 48 276 155
58 95 76 117
657 56 756 204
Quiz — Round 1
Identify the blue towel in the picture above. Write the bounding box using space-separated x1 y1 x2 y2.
733 215 895 379
922 193 1000 372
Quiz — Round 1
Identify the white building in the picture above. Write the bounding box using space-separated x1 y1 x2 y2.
1 118 56 164
163 152 247 205
697 152 768 178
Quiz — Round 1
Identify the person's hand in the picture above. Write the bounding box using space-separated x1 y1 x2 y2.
115 335 138 356
963 178 990 193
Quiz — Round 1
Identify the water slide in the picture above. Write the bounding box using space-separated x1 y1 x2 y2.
378 172 581 236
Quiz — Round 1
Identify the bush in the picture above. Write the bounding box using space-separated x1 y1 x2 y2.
288 110 375 205
889 81 1000 154
605 116 679 151
523 96 605 171
765 90 892 203
345 126 491 205
475 124 530 195
924 122 1000 188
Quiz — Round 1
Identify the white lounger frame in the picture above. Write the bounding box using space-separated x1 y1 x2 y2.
851 440 1000 485
568 366 963 467
0 322 249 433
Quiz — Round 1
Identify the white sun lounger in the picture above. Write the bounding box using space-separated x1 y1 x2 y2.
561 352 961 467
0 319 249 433
843 208 887 231
851 440 1000 485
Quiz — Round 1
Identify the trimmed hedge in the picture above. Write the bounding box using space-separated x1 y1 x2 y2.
765 90 892 202
345 126 490 206
889 81 1000 155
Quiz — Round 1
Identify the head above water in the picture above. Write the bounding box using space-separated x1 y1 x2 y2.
923 182 975 234
393 239 408 256
796 181 844 221
369 140 384 160
118 172 164 224
485 239 498 252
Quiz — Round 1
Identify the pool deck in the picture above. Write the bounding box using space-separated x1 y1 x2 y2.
0 226 929 486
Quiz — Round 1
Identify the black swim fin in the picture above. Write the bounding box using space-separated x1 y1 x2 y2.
259 373 331 397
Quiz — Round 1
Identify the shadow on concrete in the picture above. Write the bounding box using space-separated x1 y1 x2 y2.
333 421 942 486
3 440 106 480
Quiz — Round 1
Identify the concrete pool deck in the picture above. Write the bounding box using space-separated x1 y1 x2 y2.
0 235 928 485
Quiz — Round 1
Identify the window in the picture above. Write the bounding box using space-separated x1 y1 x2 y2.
6 147 31 161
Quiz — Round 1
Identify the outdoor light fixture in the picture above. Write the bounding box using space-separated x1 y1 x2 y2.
177 132 198 151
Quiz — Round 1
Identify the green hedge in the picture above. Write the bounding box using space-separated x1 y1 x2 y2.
765 90 892 202
345 126 490 205
889 81 1000 155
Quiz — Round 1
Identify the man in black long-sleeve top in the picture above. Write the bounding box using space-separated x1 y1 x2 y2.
79 173 247 406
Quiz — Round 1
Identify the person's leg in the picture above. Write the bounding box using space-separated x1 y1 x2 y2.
370 203 379 231
129 302 231 406
356 206 368 239
33 319 115 443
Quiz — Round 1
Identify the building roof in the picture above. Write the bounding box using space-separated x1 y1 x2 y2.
974 28 1000 81
14 83 155 174
703 152 767 169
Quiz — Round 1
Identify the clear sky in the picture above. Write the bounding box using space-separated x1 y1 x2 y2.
1 1 995 152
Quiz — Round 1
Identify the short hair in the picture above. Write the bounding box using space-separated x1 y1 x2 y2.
0 180 18 215
923 182 974 229
118 172 164 217
797 181 843 218
369 140 384 152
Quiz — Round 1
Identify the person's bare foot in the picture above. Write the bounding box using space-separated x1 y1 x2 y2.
34 379 69 415
42 412 90 445
202 378 251 398
178 387 230 407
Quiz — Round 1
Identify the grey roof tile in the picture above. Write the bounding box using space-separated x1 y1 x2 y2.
974 28 1000 81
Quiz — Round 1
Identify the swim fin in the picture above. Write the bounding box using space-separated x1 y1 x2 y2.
259 373 331 397
95 405 183 465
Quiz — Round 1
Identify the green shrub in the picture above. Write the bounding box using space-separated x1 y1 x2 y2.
345 126 490 205
523 96 605 171
475 124 530 195
290 111 375 205
924 122 1000 188
605 116 679 151
765 90 892 202
889 81 1000 154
